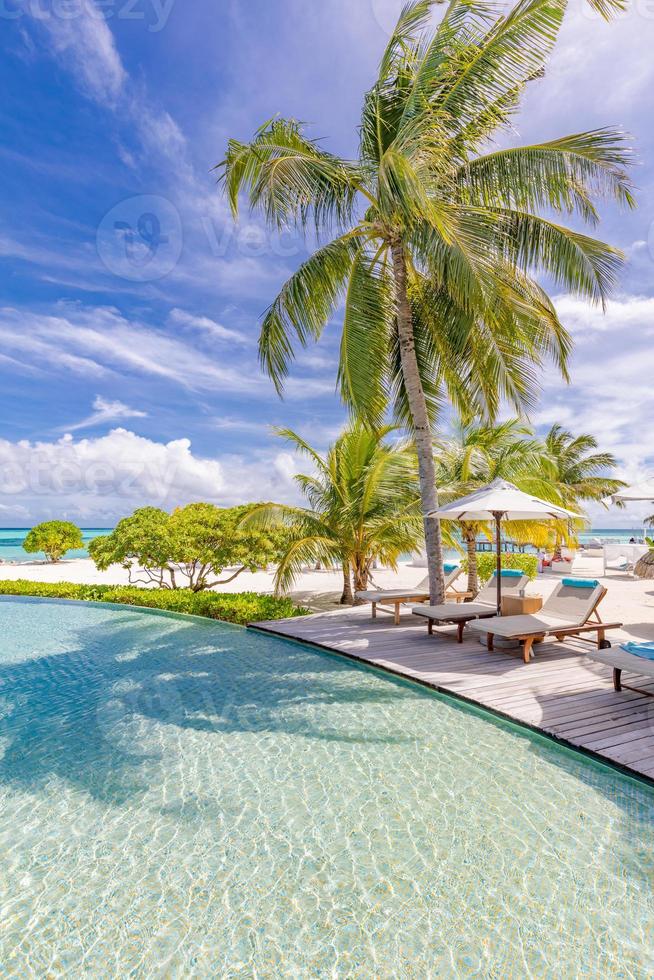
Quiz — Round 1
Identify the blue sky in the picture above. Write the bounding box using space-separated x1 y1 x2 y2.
0 0 653 526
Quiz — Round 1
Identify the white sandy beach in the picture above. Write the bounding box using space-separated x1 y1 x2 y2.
2 553 654 643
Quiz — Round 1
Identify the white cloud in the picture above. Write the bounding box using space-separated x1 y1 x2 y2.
63 396 148 433
536 292 654 520
0 428 300 523
213 417 270 434
0 303 336 402
168 308 247 344
37 3 126 105
555 295 654 334
0 305 257 391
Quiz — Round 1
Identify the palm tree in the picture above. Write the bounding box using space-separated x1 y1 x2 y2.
217 0 632 604
435 419 549 593
541 424 626 554
244 424 425 600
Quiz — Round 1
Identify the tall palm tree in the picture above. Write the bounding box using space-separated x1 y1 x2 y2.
244 424 425 599
435 419 549 593
541 423 626 552
217 0 632 604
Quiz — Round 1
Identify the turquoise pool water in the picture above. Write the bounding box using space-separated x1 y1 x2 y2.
0 598 653 976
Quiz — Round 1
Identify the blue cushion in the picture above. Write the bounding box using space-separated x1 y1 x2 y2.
444 563 459 573
622 642 654 662
562 578 599 589
498 569 523 578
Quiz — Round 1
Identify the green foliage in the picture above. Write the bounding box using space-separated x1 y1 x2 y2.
89 503 290 591
244 422 430 595
23 521 83 562
541 424 626 511
218 0 632 426
461 552 539 584
218 0 631 600
0 581 307 624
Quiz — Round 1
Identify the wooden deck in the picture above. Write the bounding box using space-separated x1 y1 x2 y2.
252 606 654 783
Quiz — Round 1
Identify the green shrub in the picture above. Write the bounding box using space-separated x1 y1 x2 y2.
461 552 539 584
0 581 308 625
23 521 83 562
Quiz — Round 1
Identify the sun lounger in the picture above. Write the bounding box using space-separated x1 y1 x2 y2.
356 564 465 625
589 643 654 697
469 579 622 663
411 570 530 641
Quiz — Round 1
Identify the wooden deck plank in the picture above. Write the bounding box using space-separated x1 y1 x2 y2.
253 606 654 782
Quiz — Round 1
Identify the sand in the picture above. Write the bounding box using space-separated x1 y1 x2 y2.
1 553 653 642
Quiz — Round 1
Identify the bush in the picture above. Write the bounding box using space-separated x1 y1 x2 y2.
0 581 308 625
461 552 539 584
89 503 292 591
23 521 83 562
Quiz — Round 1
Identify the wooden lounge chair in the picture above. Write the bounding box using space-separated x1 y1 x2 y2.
356 564 466 625
469 579 621 664
589 644 654 698
411 570 530 641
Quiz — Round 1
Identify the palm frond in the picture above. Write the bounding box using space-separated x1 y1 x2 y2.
338 251 394 425
259 234 360 390
216 118 363 232
494 209 624 305
458 129 635 219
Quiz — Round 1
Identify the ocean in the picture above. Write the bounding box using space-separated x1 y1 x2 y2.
0 528 113 563
0 526 648 564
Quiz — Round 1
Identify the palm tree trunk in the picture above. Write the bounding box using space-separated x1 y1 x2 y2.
352 555 370 606
341 560 353 604
352 561 369 603
391 241 444 605
463 524 478 597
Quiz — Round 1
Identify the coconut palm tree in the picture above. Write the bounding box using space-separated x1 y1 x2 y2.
217 0 632 604
541 423 626 554
435 419 549 593
243 424 426 600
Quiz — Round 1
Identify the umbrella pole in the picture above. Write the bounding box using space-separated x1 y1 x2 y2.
494 512 502 615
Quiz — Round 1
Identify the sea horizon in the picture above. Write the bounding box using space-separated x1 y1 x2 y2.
0 525 648 564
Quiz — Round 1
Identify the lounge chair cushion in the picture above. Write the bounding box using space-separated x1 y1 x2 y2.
590 647 654 680
473 573 529 605
538 583 604 627
412 601 496 622
356 567 462 604
357 588 429 602
469 582 606 639
469 613 574 639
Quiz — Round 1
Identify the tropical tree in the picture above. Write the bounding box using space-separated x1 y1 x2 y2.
242 424 425 600
89 504 289 591
217 0 632 604
23 520 83 563
435 419 549 593
540 424 626 553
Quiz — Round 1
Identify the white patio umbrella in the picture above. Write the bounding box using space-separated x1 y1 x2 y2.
609 480 654 505
608 480 654 540
429 478 581 614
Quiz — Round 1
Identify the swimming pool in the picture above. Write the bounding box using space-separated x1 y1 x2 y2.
0 597 652 976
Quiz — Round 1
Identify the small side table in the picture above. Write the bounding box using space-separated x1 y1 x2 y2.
501 594 543 617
